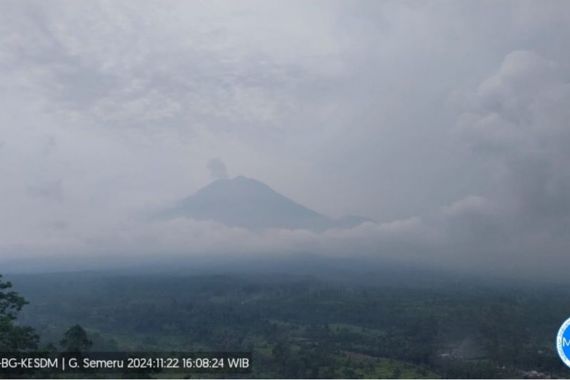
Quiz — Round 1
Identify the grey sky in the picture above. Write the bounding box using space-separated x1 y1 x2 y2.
1 1 569 278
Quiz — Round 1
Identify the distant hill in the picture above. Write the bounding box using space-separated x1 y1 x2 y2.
158 176 373 231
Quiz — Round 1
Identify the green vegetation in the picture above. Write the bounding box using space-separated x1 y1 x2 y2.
60 325 93 353
0 275 38 351
3 272 570 378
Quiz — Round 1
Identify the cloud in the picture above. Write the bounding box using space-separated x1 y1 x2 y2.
442 196 496 218
0 2 569 280
458 50 570 223
207 158 229 180
27 178 64 202
433 49 570 277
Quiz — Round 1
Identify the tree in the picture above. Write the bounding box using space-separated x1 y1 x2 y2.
60 325 92 353
0 274 38 351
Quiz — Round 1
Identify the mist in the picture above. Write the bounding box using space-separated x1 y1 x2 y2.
1 1 570 282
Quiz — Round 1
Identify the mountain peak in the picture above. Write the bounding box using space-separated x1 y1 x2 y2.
226 175 269 188
206 175 266 187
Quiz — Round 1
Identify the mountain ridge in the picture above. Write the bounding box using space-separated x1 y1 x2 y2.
158 176 373 231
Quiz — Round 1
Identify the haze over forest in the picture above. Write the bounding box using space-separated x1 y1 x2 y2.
1 1 570 280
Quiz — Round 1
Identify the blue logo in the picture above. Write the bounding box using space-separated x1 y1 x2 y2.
557 318 570 368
